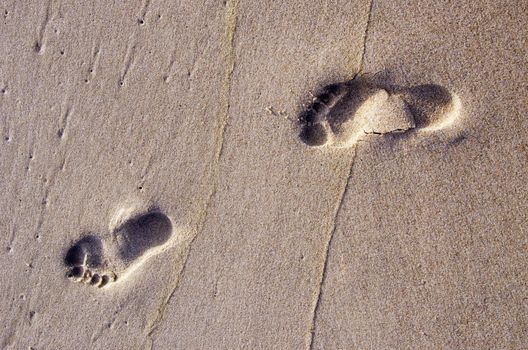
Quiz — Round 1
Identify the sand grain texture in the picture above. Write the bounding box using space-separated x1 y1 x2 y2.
1 0 527 349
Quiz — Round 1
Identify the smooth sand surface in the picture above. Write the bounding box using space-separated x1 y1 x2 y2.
1 1 527 349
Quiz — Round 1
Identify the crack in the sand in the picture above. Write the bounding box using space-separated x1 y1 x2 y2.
363 127 413 136
306 3 375 347
307 148 358 349
144 0 240 346
358 0 375 74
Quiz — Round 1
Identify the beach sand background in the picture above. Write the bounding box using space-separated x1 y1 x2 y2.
1 0 527 349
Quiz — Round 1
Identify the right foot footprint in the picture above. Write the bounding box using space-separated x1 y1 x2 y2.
298 77 461 148
64 209 174 289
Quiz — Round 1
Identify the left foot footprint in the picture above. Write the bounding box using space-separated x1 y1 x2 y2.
64 209 174 289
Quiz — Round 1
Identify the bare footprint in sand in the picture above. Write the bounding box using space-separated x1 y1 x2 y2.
299 76 461 148
64 210 174 288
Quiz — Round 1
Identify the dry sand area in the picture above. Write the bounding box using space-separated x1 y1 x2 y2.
1 0 527 349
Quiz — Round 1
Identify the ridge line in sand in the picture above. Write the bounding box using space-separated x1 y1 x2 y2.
144 0 241 347
306 1 374 346
306 147 359 349
358 0 375 74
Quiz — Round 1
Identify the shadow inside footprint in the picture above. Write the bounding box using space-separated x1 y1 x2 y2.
114 212 173 262
64 234 104 268
325 80 379 129
398 84 455 129
299 124 328 146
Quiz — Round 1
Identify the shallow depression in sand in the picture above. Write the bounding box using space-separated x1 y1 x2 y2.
63 209 176 289
298 77 461 148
